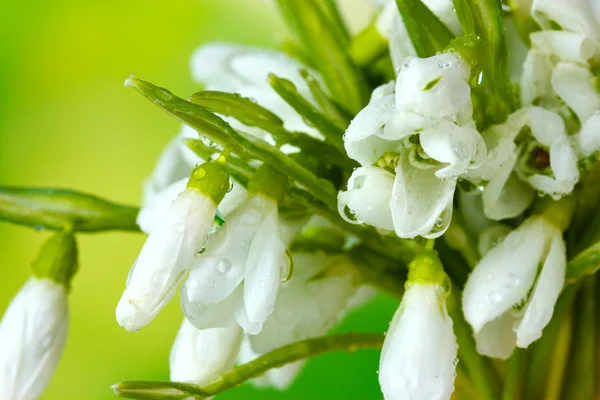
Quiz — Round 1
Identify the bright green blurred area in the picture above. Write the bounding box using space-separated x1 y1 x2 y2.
0 1 397 399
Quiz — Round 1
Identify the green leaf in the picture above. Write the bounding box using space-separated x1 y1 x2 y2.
268 73 346 150
349 22 389 67
0 186 139 232
566 241 600 282
395 0 456 58
276 0 368 113
126 76 338 210
451 0 516 125
113 333 385 400
290 225 347 254
507 0 540 45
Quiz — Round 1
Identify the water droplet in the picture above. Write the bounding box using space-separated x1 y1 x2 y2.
280 249 294 282
210 281 217 288
488 291 502 303
201 136 216 148
171 223 185 233
227 178 234 193
477 301 485 309
502 273 519 288
216 258 232 273
435 218 444 228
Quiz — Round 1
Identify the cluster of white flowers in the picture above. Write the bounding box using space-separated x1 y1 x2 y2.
1 0 600 399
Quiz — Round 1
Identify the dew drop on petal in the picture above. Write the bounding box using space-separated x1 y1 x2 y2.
171 223 185 233
488 291 502 303
477 301 485 309
502 273 519 288
216 258 232 273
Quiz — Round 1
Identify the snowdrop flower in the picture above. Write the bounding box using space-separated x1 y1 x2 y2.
473 106 579 219
169 319 243 384
191 42 324 139
379 250 457 400
181 165 289 335
463 216 566 359
0 278 69 400
117 161 230 331
340 53 486 238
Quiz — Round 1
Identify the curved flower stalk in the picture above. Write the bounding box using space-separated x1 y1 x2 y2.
339 52 486 238
379 250 457 400
472 105 580 219
181 166 290 335
463 215 567 359
169 319 243 384
116 161 230 331
191 42 324 140
0 278 69 400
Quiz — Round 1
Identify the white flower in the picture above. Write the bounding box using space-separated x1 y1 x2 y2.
181 194 288 334
463 216 566 359
0 278 68 400
379 282 457 400
190 42 324 139
341 53 485 238
248 253 358 354
117 187 220 331
473 106 579 219
238 337 305 390
169 319 242 384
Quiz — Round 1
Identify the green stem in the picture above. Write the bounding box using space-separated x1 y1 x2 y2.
447 289 501 400
113 333 384 400
502 349 526 400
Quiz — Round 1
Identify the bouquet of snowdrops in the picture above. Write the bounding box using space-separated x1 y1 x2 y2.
2 0 600 399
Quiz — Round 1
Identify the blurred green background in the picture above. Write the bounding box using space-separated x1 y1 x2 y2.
0 1 396 399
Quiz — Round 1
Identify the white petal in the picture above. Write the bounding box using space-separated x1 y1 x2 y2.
482 154 534 220
344 94 398 165
117 190 217 331
462 218 548 334
520 49 554 106
338 166 395 230
182 196 273 306
143 134 197 205
0 278 68 400
551 62 600 123
532 0 600 45
473 312 518 359
419 120 487 178
515 226 566 347
218 180 248 218
391 155 456 238
379 284 457 400
243 208 286 334
137 178 187 234
169 320 242 384
530 31 596 62
578 111 600 156
526 137 579 197
250 256 357 353
509 106 566 147
181 285 242 330
395 53 472 124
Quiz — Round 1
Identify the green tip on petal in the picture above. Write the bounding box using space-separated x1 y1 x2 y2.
406 249 451 296
32 231 78 288
187 160 230 205
248 164 288 203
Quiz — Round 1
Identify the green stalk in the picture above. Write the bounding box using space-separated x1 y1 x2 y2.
502 349 526 400
113 333 384 400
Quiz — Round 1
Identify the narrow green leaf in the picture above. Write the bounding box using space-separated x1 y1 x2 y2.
276 0 368 113
566 241 600 282
561 276 596 400
299 69 350 130
126 76 338 210
349 22 389 67
188 91 285 137
502 349 526 400
0 186 139 232
507 0 540 45
395 0 456 58
268 73 346 150
113 333 384 399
